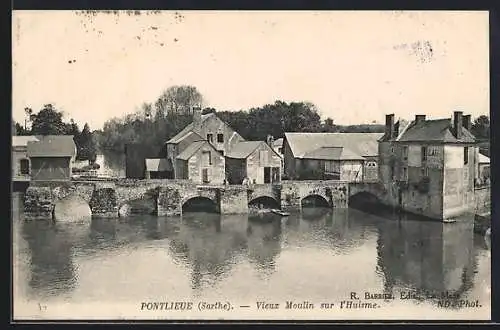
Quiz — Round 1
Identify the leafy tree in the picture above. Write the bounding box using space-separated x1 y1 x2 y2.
154 85 204 116
30 104 68 135
471 115 490 141
78 123 97 162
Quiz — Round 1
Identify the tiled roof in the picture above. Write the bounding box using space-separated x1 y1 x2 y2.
284 132 382 158
225 141 265 159
166 113 214 143
145 158 172 172
302 146 365 161
27 135 77 158
176 141 210 160
398 119 476 143
12 135 40 147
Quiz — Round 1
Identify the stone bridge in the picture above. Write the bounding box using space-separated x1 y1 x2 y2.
23 179 386 220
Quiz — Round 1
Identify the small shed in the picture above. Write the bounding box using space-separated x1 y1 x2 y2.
225 141 282 184
27 135 77 181
145 158 173 179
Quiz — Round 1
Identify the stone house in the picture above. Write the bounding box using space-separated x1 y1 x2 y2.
26 135 77 181
12 135 40 180
378 112 478 220
165 108 245 179
282 132 382 181
225 141 282 184
175 140 225 185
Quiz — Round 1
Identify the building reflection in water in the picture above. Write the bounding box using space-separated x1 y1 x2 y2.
168 213 249 293
376 217 477 303
246 217 282 275
21 220 79 299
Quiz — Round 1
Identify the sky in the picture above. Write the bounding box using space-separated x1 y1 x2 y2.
12 10 489 130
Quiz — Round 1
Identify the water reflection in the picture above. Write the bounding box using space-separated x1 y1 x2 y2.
13 194 490 314
376 218 477 304
21 221 79 299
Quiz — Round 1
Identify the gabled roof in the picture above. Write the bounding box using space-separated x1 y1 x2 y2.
176 140 221 161
145 158 172 172
225 141 267 159
27 135 77 158
398 119 476 143
176 130 204 144
12 135 40 148
302 146 365 161
284 132 382 158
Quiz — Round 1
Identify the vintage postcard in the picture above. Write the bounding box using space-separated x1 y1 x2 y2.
11 10 491 321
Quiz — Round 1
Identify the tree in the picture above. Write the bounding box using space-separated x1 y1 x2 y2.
471 115 490 141
155 85 204 116
30 104 67 135
24 107 33 131
78 123 97 162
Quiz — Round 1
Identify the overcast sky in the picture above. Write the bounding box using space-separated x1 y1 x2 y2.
12 10 489 130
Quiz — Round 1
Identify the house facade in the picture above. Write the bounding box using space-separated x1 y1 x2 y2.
12 135 40 180
225 141 282 184
378 112 478 220
175 140 225 184
282 132 382 182
165 108 245 179
27 135 77 181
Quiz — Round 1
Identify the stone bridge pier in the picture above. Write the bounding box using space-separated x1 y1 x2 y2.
280 180 350 211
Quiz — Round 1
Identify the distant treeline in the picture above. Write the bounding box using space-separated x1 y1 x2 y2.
95 85 386 155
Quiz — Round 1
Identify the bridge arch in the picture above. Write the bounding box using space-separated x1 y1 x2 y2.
348 191 381 210
182 196 218 213
248 195 280 209
53 195 92 222
301 194 331 208
117 189 158 217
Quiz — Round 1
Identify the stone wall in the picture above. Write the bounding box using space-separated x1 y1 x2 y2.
219 186 248 214
474 186 491 213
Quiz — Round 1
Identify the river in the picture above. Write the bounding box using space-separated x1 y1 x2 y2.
12 189 491 320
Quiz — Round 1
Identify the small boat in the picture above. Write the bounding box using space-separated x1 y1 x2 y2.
270 209 290 217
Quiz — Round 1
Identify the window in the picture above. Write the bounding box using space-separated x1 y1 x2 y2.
278 147 283 154
421 166 429 177
390 164 395 180
402 146 408 160
20 159 29 175
421 146 427 162
391 146 395 153
219 150 224 156
202 168 210 183
202 151 212 166
464 147 469 165
402 167 408 181
366 161 377 168
207 134 213 143
217 133 224 143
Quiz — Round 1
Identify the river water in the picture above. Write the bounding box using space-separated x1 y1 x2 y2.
12 190 491 321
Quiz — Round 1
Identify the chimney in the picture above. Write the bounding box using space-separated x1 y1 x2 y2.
192 107 202 133
453 111 463 139
462 114 471 131
415 115 426 124
385 114 395 139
